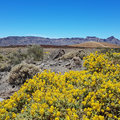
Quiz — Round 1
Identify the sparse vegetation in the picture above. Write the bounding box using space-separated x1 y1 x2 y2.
0 63 11 72
99 48 120 54
0 53 11 72
0 54 4 62
5 45 43 66
27 45 43 61
0 51 120 120
99 48 120 64
8 62 41 85
8 49 27 65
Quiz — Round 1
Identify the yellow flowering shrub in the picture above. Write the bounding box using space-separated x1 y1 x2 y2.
113 52 120 56
0 52 120 120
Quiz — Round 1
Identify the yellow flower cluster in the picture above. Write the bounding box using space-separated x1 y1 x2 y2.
113 52 120 56
0 51 120 120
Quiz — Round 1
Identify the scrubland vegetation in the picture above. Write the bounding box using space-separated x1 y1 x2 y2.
0 49 120 120
0 45 43 72
8 63 41 85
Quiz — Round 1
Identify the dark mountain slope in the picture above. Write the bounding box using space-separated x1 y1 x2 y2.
0 36 120 46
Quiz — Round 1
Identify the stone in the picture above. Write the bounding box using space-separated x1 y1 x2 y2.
72 57 82 65
77 50 86 60
50 49 65 60
0 98 4 102
59 50 81 60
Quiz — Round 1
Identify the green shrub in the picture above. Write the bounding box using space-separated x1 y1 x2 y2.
0 53 11 71
8 49 27 65
0 63 11 72
0 54 4 62
8 62 41 85
99 48 120 64
99 48 120 54
27 45 43 61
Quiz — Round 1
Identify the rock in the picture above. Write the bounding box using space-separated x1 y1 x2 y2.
77 50 86 60
65 63 71 67
59 50 79 60
39 63 45 67
72 57 82 65
0 98 4 102
50 49 65 60
0 72 19 99
58 60 63 63
49 61 57 66
64 57 82 69
59 50 86 60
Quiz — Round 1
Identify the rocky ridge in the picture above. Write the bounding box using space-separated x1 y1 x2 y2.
0 36 120 46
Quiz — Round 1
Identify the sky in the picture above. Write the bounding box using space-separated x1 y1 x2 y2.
0 0 120 39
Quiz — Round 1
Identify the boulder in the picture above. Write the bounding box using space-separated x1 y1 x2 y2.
64 57 82 69
59 50 86 60
77 50 86 60
50 49 65 60
72 57 82 65
59 50 79 60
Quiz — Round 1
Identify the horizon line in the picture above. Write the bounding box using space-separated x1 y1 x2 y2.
0 35 119 40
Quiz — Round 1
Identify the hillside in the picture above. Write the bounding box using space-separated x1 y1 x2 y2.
69 41 120 48
0 36 120 46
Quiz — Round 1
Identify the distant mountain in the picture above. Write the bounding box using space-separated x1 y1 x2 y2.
0 36 120 46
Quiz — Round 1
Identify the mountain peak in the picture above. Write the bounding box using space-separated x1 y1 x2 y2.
107 36 117 40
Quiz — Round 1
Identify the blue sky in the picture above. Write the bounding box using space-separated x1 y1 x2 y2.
0 0 120 39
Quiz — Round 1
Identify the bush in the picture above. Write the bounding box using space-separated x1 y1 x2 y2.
0 53 11 71
27 45 43 61
99 48 120 55
83 51 111 73
0 52 120 120
0 63 11 72
112 52 120 64
0 54 4 62
8 49 27 65
8 63 41 85
99 48 120 65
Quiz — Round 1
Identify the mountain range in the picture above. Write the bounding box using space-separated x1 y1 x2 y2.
0 36 120 46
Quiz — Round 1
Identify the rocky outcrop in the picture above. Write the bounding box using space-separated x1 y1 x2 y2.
50 49 65 60
59 50 86 60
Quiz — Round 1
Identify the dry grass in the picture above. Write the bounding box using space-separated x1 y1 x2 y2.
69 41 120 48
